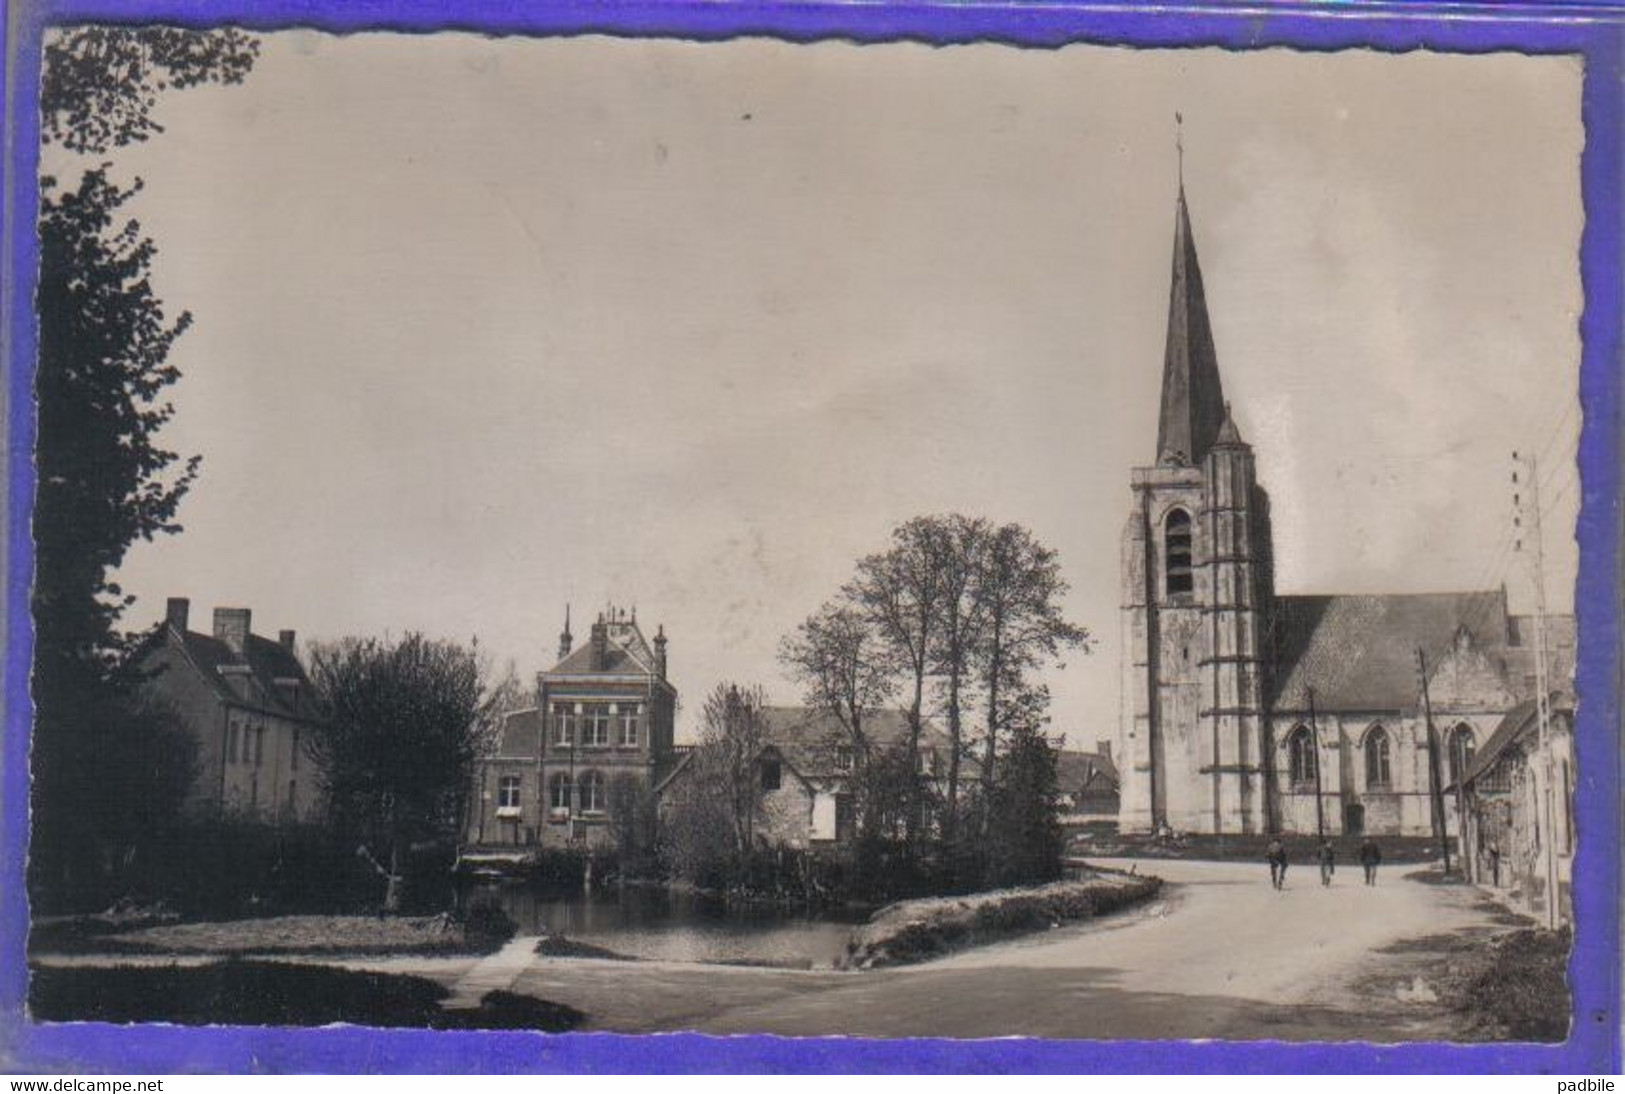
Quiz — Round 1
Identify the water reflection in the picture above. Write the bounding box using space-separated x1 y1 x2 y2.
468 883 867 969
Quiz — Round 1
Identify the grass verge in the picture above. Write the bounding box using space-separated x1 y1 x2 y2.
840 869 1162 969
1440 926 1571 1042
28 959 584 1031
32 914 487 958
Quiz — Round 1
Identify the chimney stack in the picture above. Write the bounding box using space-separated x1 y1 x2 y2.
653 624 668 680
278 630 297 653
1097 739 1113 764
213 607 251 657
165 597 190 633
589 615 608 672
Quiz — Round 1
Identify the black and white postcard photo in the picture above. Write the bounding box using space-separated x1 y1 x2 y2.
18 24 1593 1052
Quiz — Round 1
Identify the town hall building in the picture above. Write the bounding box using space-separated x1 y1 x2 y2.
465 607 678 850
1117 183 1574 840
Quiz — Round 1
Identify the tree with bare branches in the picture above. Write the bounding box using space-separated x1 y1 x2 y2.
973 523 1091 826
928 514 993 840
696 682 773 858
780 599 895 764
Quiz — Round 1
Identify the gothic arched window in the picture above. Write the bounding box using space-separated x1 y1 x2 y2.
1288 725 1317 786
1165 508 1194 596
1365 726 1392 789
1448 724 1477 783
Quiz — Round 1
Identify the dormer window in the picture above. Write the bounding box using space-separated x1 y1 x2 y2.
1165 508 1194 596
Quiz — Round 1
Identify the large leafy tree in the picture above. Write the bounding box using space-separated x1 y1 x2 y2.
306 634 499 912
848 517 952 855
972 523 1090 822
983 725 1066 888
778 598 895 817
42 27 258 155
784 514 1087 887
30 28 259 905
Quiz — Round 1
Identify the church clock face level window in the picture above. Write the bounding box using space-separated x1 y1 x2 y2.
1165 508 1194 596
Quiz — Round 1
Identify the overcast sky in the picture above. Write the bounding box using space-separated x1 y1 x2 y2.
53 32 1583 741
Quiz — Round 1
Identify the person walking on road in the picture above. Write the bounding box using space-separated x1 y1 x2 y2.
1359 836 1382 886
1317 839 1336 887
1266 838 1289 890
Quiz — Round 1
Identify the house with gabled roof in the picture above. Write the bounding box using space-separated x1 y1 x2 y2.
653 706 972 850
135 597 326 822
466 606 678 851
1453 693 1576 922
1055 742 1120 820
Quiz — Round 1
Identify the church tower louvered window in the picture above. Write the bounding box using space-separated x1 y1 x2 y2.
1165 508 1194 595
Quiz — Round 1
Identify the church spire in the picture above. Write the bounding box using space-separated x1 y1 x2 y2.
1156 175 1228 467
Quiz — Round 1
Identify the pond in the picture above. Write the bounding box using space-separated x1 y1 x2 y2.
464 882 869 969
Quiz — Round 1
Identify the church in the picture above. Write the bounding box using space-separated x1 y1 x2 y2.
1116 183 1574 839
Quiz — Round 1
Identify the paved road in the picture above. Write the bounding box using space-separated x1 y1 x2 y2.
494 858 1500 1040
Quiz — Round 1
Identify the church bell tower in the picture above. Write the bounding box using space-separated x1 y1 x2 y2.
1118 181 1276 836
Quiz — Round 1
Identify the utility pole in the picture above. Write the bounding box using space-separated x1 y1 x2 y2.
1513 450 1563 929
1308 687 1326 840
1416 649 1451 874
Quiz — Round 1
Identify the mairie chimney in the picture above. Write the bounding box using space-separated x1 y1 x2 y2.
1097 739 1113 764
653 624 668 680
589 615 608 672
213 607 251 657
278 629 297 653
165 597 190 633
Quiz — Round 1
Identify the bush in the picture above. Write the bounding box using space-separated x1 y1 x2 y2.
30 959 448 1026
114 817 377 919
1457 927 1571 1041
843 872 1162 969
461 894 517 953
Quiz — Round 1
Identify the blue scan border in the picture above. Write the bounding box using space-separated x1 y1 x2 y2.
1 0 1619 1074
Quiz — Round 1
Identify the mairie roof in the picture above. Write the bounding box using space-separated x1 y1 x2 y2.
549 619 659 677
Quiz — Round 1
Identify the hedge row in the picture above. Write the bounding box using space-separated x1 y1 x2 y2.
841 871 1162 969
